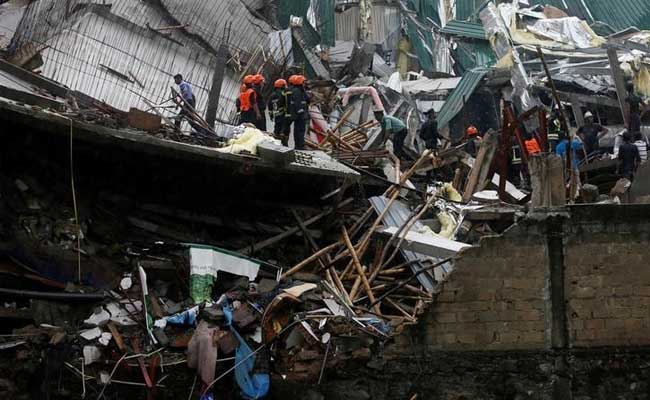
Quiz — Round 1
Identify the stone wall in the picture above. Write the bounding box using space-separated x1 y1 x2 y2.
564 206 650 347
397 205 650 352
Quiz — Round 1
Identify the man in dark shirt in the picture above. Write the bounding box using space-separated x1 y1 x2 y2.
618 132 641 181
419 109 438 151
577 111 608 156
626 83 645 134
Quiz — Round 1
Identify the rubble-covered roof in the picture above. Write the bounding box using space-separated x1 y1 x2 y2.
544 0 650 32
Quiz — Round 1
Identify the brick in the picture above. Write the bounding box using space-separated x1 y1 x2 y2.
573 286 595 299
466 301 490 311
634 286 650 297
457 311 478 322
434 312 456 323
476 289 497 301
436 333 457 345
435 289 456 302
498 332 519 343
624 319 645 332
477 311 499 322
605 319 625 330
583 319 605 331
514 310 542 321
521 331 545 344
456 333 477 344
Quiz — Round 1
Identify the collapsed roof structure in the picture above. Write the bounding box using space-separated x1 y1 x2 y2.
0 0 650 398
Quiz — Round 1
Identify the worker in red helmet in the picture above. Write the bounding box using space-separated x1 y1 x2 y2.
268 79 290 145
252 74 267 131
236 75 261 125
464 125 481 157
285 74 310 150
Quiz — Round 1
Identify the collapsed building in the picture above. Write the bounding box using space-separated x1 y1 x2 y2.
0 0 650 399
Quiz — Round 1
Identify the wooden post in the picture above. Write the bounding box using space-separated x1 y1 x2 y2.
205 43 229 128
463 129 500 202
570 95 584 129
607 46 629 128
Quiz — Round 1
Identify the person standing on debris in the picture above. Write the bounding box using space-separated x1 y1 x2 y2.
375 109 408 159
419 109 438 152
548 110 564 152
269 78 290 146
633 132 648 162
174 74 196 129
618 132 641 180
286 75 310 150
237 75 262 126
555 132 584 170
464 125 481 157
253 74 267 131
577 111 608 157
524 131 542 156
626 82 646 135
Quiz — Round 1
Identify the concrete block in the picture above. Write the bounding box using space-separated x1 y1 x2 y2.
457 311 478 322
604 319 625 330
583 319 605 331
434 312 456 324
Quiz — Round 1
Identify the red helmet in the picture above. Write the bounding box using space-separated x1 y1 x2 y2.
243 75 255 85
466 125 479 136
274 79 287 88
253 74 265 84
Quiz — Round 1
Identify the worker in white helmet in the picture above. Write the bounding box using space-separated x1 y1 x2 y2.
577 110 608 157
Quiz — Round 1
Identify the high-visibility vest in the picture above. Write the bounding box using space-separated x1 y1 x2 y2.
239 89 256 112
525 138 541 155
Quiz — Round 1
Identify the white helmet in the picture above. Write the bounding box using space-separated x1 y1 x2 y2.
584 111 593 119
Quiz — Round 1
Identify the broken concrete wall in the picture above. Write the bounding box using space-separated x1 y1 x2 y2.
396 204 650 352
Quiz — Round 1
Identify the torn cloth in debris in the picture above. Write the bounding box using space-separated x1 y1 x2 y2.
187 321 219 385
189 245 260 303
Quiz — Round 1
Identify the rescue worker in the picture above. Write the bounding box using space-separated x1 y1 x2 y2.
509 136 523 187
419 109 438 152
555 133 583 170
618 132 641 181
626 82 646 135
577 111 608 157
268 78 290 146
374 109 408 159
524 132 542 156
236 75 261 125
464 125 481 157
286 75 310 150
548 110 564 152
252 74 267 131
633 132 648 162
173 74 196 129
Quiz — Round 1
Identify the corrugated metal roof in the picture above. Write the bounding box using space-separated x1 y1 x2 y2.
335 4 400 48
455 0 486 22
453 40 495 74
440 19 487 40
543 0 650 31
36 9 244 121
436 67 488 129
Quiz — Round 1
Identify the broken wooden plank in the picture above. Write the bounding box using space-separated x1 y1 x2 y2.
342 227 381 315
376 226 471 258
462 130 499 202
607 47 629 127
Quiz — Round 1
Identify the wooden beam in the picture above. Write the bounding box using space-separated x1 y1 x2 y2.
462 130 499 202
205 43 229 128
607 47 629 127
0 58 69 98
342 227 381 315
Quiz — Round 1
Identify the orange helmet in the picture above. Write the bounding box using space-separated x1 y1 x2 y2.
289 74 306 86
466 125 479 136
274 78 287 88
253 74 265 84
243 75 255 85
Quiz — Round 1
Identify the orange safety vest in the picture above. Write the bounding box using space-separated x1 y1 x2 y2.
239 88 257 112
525 138 541 155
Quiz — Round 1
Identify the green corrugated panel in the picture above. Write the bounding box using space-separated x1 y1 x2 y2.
278 0 310 28
316 0 335 46
453 41 495 75
413 0 440 26
440 19 486 40
406 18 434 72
586 0 650 31
291 39 317 78
541 0 650 31
437 68 488 129
455 0 485 21
301 19 321 48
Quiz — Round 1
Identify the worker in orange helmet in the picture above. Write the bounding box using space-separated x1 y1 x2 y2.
285 75 310 150
252 74 267 131
268 79 290 145
236 75 261 125
464 125 481 157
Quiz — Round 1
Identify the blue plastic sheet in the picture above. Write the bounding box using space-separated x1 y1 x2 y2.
222 304 270 399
